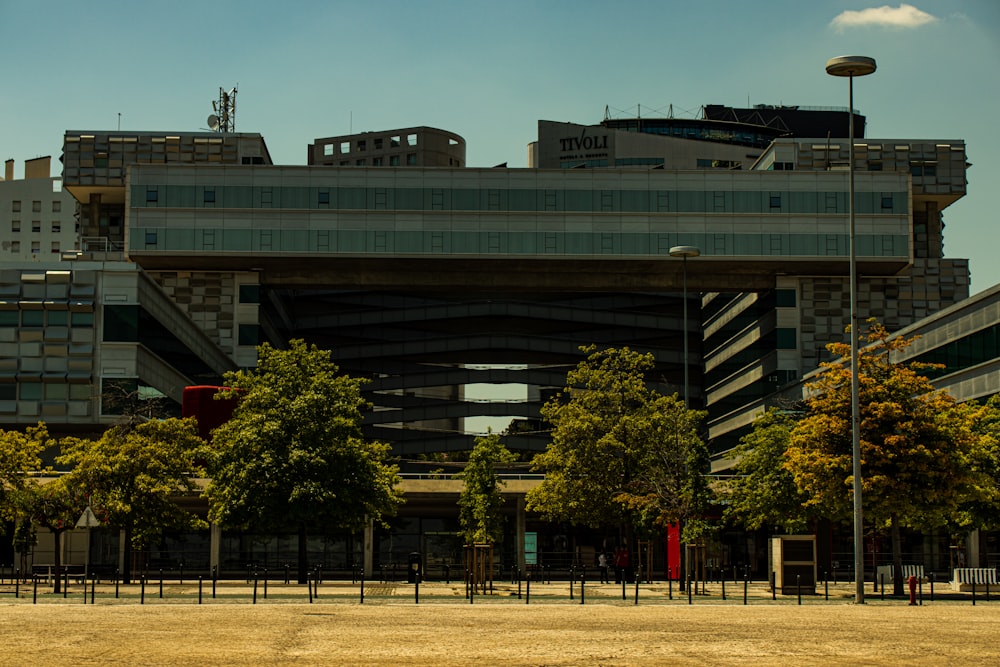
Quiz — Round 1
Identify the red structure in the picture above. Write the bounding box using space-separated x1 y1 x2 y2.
182 385 239 440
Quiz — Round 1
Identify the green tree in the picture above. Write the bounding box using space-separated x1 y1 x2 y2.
457 432 516 545
527 346 710 549
0 423 47 525
955 395 1000 531
786 320 990 595
724 409 813 533
17 476 85 593
58 417 207 583
204 340 402 583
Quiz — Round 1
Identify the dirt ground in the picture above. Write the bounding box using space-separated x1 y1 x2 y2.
1 582 999 666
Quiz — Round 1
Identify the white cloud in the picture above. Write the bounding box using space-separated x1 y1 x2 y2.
831 3 938 30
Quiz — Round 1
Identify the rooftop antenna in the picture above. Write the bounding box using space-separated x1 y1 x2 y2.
208 85 237 133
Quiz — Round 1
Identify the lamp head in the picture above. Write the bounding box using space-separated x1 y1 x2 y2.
825 55 877 77
669 245 701 259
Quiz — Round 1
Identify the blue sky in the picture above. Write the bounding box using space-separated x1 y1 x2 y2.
3 0 999 292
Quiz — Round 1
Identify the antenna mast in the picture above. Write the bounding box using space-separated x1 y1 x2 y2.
207 85 237 133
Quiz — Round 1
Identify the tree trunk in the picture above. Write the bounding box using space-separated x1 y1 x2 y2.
52 529 63 594
297 524 309 584
890 516 904 597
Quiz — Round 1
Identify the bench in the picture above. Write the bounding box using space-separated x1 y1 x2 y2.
875 564 925 584
952 567 998 592
31 564 87 584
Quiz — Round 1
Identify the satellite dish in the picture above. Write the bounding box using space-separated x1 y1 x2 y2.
207 114 220 131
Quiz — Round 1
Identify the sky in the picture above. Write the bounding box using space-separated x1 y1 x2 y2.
2 0 999 292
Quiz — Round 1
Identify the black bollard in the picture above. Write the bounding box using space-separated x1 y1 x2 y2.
83 576 88 604
360 571 365 605
445 564 450 584
415 576 420 605
141 576 145 604
634 574 639 605
744 576 748 606
159 569 163 599
825 575 829 601
797 574 802 605
930 572 935 601
668 576 672 600
771 571 776 601
972 579 976 606
199 576 203 604
919 577 923 605
580 573 585 605
264 569 268 599
526 573 531 605
116 570 120 599
64 571 68 599
688 576 693 605
33 576 37 604
569 568 574 601
308 573 313 604
722 578 726 601
622 575 627 601
253 576 258 604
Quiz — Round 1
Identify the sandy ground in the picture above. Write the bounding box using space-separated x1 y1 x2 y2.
1 581 998 666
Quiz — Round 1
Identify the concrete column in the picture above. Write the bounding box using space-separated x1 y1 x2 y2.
966 530 980 568
364 518 375 578
210 523 222 573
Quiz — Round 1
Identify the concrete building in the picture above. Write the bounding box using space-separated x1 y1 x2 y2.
308 126 466 168
0 157 79 261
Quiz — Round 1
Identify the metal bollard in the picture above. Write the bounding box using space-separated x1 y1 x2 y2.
199 576 203 604
722 578 726 601
744 576 748 605
526 573 531 605
253 576 258 604
797 574 802 605
415 576 420 605
634 574 639 605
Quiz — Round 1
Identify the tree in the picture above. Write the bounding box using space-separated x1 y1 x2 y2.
724 408 814 534
786 320 991 595
58 417 208 583
457 432 516 545
17 476 85 593
204 340 402 583
954 395 1000 531
0 423 47 526
527 346 711 549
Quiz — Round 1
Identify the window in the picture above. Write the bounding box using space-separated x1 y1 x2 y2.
238 324 260 346
340 141 350 154
146 189 158 202
769 195 781 208
10 241 19 253
51 222 60 233
372 157 383 166
32 201 41 212
32 221 41 233
406 153 417 166
51 201 61 212
11 201 20 213
145 232 157 245
355 159 365 166
323 144 334 156
50 241 60 254
0 312 16 326
407 134 417 146
390 135 400 148
71 312 94 327
776 289 797 307
11 221 19 233
31 241 40 254
318 191 330 204
776 328 797 349
203 189 216 203
374 138 384 150
239 285 260 304
389 155 400 166
22 311 44 326
357 140 366 151
881 195 894 209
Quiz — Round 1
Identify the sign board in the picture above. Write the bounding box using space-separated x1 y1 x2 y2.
76 505 100 528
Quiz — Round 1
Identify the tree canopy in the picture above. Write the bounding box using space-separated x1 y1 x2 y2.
781 320 994 593
0 423 48 525
526 346 711 543
58 417 207 581
204 340 402 582
723 408 813 534
457 432 516 545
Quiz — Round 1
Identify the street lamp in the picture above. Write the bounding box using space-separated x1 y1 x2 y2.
669 245 700 592
669 245 700 408
826 54 876 605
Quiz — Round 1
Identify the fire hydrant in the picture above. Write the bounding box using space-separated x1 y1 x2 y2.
908 575 918 605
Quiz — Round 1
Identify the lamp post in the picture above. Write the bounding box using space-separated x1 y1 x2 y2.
826 55 876 605
669 245 700 408
669 245 699 592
